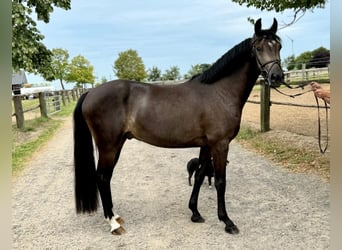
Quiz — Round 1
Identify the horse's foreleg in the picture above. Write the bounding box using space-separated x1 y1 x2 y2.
189 146 211 223
211 141 239 234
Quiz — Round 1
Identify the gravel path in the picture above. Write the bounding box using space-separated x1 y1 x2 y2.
12 117 330 249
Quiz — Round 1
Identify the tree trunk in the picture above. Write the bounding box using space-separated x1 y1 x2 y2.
60 79 65 90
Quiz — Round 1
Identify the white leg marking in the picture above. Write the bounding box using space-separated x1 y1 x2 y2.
105 217 121 232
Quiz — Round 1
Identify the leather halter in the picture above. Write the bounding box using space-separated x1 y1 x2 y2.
255 56 281 85
251 38 281 86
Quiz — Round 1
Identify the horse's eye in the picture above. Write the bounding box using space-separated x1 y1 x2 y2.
256 47 262 51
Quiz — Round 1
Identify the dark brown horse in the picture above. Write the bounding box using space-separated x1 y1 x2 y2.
73 18 284 235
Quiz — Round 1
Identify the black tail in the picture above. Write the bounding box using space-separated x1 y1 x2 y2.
73 92 98 213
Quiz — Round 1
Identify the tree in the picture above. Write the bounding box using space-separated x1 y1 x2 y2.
66 55 95 88
147 66 162 81
42 48 70 90
282 55 296 71
294 51 313 69
113 49 147 81
309 47 330 68
12 0 71 74
101 76 108 84
184 63 211 79
282 47 330 70
162 66 181 81
231 0 326 26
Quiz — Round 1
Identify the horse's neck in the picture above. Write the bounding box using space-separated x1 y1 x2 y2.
218 61 260 108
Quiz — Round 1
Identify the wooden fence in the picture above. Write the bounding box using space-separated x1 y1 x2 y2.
12 67 329 131
12 88 87 129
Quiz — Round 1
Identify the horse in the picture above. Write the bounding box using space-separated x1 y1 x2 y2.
73 18 284 235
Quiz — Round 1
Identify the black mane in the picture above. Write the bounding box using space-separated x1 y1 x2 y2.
197 38 253 84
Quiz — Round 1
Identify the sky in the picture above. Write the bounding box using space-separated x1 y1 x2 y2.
27 0 330 89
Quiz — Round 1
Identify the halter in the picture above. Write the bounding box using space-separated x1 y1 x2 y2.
251 38 282 86
255 56 281 85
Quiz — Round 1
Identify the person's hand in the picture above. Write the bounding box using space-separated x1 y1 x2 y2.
313 88 327 99
310 81 322 91
310 81 330 104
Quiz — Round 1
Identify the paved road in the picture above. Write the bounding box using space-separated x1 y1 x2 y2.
12 117 330 249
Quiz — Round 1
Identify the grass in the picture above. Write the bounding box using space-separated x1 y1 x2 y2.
236 125 330 181
12 100 76 176
11 98 40 114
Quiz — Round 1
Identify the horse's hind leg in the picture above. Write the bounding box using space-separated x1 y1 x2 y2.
189 146 211 223
97 141 125 235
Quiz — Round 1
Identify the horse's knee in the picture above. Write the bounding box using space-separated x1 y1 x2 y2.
214 177 226 191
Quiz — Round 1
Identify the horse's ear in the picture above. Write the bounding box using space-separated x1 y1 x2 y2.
254 18 262 35
270 18 278 34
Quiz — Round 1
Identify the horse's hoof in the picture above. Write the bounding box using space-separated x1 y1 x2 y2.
225 224 239 234
191 214 205 223
111 226 126 235
115 217 125 225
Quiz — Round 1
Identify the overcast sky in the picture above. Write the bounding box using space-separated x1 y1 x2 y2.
27 0 330 88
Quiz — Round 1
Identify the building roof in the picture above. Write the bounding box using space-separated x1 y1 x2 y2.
12 70 27 85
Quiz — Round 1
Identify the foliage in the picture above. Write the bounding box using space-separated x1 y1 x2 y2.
66 55 95 88
113 49 147 81
282 54 296 70
309 47 330 68
184 63 211 79
100 76 108 84
282 47 330 70
12 0 71 74
147 66 162 81
162 66 181 80
231 0 327 26
231 0 326 12
41 48 70 89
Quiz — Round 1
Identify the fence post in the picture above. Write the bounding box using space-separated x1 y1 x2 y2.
260 82 270 132
75 88 80 100
60 91 66 106
66 90 71 103
301 63 306 81
38 92 48 118
13 95 25 129
71 89 76 101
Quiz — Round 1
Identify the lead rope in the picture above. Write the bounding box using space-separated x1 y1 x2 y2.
270 81 329 154
314 94 329 154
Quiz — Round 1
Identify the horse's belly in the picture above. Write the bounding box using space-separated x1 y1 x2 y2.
127 124 207 148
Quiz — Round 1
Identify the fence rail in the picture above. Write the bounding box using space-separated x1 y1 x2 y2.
12 88 87 129
12 67 329 131
247 99 330 109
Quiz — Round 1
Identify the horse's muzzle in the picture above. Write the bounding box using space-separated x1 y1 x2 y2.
266 62 284 88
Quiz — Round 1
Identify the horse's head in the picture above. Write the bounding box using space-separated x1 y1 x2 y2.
252 18 284 87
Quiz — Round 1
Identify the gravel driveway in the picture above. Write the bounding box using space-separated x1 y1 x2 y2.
12 117 330 249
